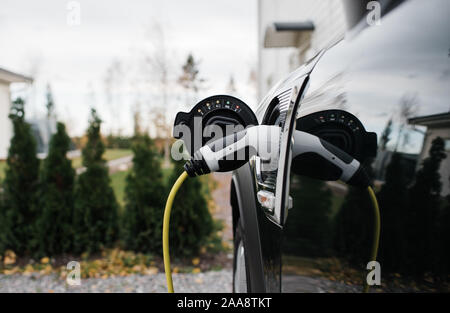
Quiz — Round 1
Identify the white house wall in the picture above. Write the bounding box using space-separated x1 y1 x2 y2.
0 82 12 160
258 0 346 101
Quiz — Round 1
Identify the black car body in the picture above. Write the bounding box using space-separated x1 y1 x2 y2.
231 0 450 292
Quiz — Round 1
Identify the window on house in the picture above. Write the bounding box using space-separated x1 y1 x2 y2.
444 139 450 152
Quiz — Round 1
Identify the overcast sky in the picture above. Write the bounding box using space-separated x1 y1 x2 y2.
0 0 258 136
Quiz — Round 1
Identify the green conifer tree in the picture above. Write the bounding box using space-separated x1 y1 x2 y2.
283 175 333 256
334 160 374 265
167 160 213 257
73 109 118 254
438 177 450 278
122 134 165 252
406 136 446 277
0 98 39 255
376 152 408 272
36 122 75 256
379 118 393 151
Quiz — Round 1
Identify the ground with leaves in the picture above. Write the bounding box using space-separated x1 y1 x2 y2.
282 256 449 292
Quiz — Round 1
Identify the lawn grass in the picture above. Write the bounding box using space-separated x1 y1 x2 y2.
71 149 132 169
110 169 129 211
104 149 133 161
0 160 6 182
330 193 345 218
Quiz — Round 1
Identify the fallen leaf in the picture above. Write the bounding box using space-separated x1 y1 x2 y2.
4 250 16 265
132 265 141 272
43 265 52 275
41 257 50 264
144 267 158 275
4 266 20 275
23 264 34 275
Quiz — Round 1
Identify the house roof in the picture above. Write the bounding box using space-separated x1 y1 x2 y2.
264 21 315 48
0 67 33 84
272 21 315 32
408 112 450 128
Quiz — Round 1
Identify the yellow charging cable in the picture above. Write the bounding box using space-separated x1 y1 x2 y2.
163 170 189 293
364 186 381 293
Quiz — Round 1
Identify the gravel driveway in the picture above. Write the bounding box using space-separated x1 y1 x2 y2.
0 270 368 293
0 270 233 293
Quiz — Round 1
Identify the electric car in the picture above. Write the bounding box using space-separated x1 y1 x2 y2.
230 0 450 292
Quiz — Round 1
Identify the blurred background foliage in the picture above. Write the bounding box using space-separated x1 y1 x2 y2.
0 94 222 276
